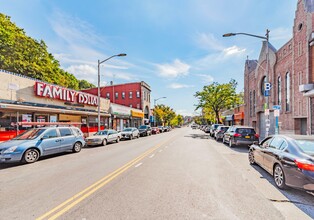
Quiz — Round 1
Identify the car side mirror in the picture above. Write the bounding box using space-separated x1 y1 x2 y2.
253 141 259 146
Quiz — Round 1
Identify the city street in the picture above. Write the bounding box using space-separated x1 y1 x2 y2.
1 127 314 219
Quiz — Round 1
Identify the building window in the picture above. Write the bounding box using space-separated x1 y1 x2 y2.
137 104 140 109
253 90 256 116
298 71 302 85
286 72 290 111
115 92 118 99
261 76 267 95
129 91 133 98
106 93 110 99
289 44 292 50
130 104 132 108
298 42 302 56
249 91 252 117
144 91 146 101
136 91 140 98
278 76 281 105
122 92 125 99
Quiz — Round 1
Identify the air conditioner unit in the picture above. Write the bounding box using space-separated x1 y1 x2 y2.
299 84 314 92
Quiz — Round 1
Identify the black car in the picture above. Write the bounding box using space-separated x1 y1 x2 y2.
223 125 259 147
248 134 314 191
138 125 152 136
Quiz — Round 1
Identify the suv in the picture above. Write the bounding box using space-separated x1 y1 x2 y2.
214 126 230 141
138 125 152 136
223 125 259 147
0 126 85 164
210 124 224 137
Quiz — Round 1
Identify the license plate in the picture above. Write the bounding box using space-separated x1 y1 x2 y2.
245 136 250 139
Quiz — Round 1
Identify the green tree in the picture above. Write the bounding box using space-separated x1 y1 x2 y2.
0 13 94 90
195 79 240 124
154 104 176 126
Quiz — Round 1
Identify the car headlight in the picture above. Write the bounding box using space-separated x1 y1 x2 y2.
3 146 18 154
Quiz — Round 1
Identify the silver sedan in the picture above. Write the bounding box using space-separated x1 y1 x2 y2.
85 129 121 146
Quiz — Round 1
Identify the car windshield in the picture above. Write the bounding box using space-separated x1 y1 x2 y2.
13 128 46 140
139 126 147 129
221 127 229 131
295 140 314 155
95 130 108 135
237 128 256 134
123 128 132 132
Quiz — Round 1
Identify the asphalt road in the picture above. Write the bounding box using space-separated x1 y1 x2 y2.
0 127 313 220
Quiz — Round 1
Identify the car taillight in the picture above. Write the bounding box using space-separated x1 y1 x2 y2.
234 133 241 137
254 134 259 138
294 159 314 171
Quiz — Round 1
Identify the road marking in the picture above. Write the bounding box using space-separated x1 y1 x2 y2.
149 154 155 158
135 163 143 168
36 135 179 220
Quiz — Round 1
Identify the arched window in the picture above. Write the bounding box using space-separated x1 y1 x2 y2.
277 76 281 105
261 76 267 95
285 73 290 111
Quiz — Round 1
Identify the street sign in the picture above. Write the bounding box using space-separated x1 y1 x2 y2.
274 109 280 117
265 109 270 116
264 90 270 96
273 105 281 110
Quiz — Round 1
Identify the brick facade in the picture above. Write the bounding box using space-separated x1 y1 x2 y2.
244 0 314 137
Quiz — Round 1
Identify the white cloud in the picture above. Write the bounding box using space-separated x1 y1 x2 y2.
168 83 194 89
196 74 214 84
223 46 246 56
196 33 224 51
157 59 190 78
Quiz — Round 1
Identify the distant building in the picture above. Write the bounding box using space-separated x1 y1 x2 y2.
244 0 314 138
82 81 151 124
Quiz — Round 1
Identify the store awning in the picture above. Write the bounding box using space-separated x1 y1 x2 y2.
131 110 144 118
234 112 244 120
0 103 110 117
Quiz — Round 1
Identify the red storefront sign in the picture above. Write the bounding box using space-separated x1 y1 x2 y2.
35 82 98 106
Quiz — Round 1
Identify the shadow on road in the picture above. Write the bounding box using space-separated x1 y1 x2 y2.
251 164 314 218
184 134 210 139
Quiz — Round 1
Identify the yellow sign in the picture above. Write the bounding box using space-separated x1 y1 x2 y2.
131 110 144 118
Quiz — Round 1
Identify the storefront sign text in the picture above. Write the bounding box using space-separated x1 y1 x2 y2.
35 82 98 106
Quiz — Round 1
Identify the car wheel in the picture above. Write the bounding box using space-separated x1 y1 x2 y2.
116 137 120 143
229 138 233 148
274 164 287 190
102 139 107 146
248 150 256 165
72 142 82 153
129 135 133 140
222 137 225 144
137 134 140 138
22 148 40 163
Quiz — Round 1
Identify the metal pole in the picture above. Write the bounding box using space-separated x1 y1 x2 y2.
265 29 270 137
97 60 101 131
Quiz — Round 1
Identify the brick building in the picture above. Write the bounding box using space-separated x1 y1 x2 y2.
244 0 314 138
82 81 151 124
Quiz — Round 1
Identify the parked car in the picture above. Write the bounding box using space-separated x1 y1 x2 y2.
191 124 199 129
209 124 224 137
120 127 139 140
85 129 121 146
214 126 230 141
248 134 314 191
152 127 160 134
223 125 259 147
158 126 165 133
204 126 211 133
0 126 85 164
138 125 152 136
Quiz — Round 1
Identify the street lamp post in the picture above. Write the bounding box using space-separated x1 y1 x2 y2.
97 53 127 131
153 96 166 126
223 30 270 137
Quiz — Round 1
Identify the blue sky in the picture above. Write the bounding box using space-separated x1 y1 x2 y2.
1 0 296 116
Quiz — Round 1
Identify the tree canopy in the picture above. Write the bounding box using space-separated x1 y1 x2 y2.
0 13 95 90
153 104 183 126
194 79 241 124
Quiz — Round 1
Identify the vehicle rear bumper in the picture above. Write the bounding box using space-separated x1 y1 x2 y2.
235 140 256 146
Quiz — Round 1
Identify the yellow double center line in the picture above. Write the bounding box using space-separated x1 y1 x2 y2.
37 137 174 220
